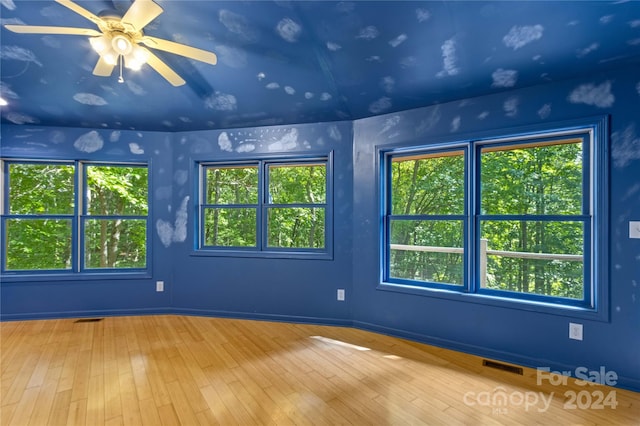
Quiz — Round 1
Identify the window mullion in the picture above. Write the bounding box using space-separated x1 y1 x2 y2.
258 160 266 251
76 161 83 273
468 142 477 294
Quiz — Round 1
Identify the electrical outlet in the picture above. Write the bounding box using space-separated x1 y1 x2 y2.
156 281 164 292
569 322 583 341
630 221 640 239
337 289 345 301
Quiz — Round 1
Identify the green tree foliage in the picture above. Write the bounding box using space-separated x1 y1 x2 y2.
267 164 325 248
389 140 585 299
9 163 75 214
480 142 584 299
6 219 72 270
6 163 74 270
389 152 465 284
5 163 148 271
268 208 325 248
204 166 258 247
203 163 326 249
85 165 148 269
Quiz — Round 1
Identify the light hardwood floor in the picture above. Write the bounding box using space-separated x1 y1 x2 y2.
1 315 638 425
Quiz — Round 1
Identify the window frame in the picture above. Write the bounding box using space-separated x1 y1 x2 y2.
384 146 469 290
196 154 333 259
1 159 150 277
379 117 608 319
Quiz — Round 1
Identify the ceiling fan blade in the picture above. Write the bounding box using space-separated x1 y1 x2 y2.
141 36 217 65
55 0 103 26
93 56 115 77
121 0 163 32
4 25 101 36
143 48 186 86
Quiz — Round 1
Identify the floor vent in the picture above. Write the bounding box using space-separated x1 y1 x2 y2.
74 318 104 323
482 359 523 375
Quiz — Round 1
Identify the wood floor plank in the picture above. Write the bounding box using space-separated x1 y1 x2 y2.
104 415 124 426
47 389 72 426
103 359 122 421
69 349 92 403
0 403 17 425
85 374 105 426
118 371 142 426
200 384 238 425
65 398 87 426
26 366 61 426
195 408 220 426
7 387 39 426
166 355 209 414
137 398 162 426
129 352 153 402
0 314 637 426
166 382 201 426
142 351 172 407
56 344 80 394
2 352 39 407
156 403 181 426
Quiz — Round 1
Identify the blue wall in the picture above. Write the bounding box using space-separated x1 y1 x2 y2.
352 65 640 391
167 123 354 324
0 121 354 325
0 127 175 318
1 65 638 391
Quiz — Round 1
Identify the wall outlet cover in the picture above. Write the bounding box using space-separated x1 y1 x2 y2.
569 322 583 341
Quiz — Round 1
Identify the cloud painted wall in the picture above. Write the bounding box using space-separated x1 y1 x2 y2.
0 126 174 318
1 64 638 392
168 122 354 324
351 64 640 391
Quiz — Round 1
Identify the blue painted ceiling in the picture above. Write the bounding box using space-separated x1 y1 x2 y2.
1 0 639 132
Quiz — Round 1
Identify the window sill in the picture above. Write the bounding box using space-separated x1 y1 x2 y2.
191 250 333 261
377 282 608 322
1 271 152 283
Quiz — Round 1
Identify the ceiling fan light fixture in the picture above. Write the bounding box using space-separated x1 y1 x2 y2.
133 45 149 62
103 51 118 66
111 33 133 55
124 45 149 71
125 56 143 71
89 34 111 53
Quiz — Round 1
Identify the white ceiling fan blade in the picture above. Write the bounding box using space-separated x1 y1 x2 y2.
121 0 163 32
143 48 186 86
141 36 217 65
4 25 101 36
55 0 103 26
93 57 115 77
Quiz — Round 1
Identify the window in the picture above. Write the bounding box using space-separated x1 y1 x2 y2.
388 149 466 287
382 121 606 310
2 160 148 273
84 164 148 269
199 157 330 256
478 139 587 301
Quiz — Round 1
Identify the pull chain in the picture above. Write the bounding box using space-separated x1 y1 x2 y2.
118 55 124 83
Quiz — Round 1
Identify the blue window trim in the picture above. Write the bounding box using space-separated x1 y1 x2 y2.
195 153 333 260
378 116 609 321
384 146 468 290
0 159 151 279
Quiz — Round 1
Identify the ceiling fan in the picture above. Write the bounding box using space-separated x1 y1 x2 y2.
3 0 217 86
